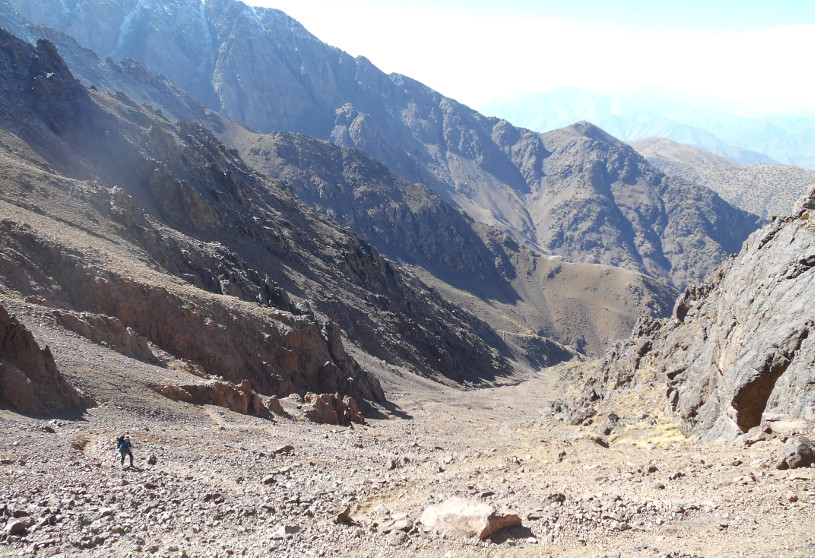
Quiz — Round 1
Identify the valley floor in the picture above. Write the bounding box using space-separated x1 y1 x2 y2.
1 306 813 558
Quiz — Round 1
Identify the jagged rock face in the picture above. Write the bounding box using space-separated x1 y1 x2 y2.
5 0 760 289
594 188 815 440
0 305 89 412
156 379 265 416
0 30 511 397
0 4 210 125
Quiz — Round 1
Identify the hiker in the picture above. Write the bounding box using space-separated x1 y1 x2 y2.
118 434 133 467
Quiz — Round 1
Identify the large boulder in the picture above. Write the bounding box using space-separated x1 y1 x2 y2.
419 497 521 539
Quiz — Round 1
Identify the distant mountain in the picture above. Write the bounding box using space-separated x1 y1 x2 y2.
631 137 815 219
3 0 761 291
479 87 815 170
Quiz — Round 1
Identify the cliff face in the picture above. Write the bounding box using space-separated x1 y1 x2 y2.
0 305 90 412
594 187 815 440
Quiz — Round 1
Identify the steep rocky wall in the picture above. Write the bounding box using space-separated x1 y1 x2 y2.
592 186 815 441
0 304 90 412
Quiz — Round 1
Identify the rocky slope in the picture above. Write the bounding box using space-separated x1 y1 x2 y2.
631 136 815 219
2 330 814 557
0 29 519 405
226 126 679 357
3 0 761 290
589 186 815 441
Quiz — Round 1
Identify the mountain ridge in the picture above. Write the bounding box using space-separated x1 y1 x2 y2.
0 29 519 398
479 86 815 169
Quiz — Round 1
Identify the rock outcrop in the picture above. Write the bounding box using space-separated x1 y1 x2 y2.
592 186 815 441
156 379 264 416
0 305 89 412
303 392 364 425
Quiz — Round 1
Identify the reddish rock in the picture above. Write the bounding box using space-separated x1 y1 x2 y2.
303 392 364 425
264 395 285 415
157 378 264 416
0 305 90 412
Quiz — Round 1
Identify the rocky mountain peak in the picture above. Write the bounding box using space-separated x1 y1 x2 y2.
562 120 625 146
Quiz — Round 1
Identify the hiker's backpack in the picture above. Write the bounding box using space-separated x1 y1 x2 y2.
116 434 126 448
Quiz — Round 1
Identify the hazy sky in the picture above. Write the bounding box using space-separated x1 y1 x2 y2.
255 0 815 114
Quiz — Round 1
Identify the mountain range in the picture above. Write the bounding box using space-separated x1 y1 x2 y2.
480 87 815 170
1 4 814 556
1 0 762 291
0 0 769 388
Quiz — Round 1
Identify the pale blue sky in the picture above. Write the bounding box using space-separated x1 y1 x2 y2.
255 0 815 113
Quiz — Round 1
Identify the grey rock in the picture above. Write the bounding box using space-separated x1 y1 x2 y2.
776 436 815 470
271 524 301 539
593 188 815 441
5 518 27 536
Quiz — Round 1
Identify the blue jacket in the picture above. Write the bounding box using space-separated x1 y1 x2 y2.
118 440 131 452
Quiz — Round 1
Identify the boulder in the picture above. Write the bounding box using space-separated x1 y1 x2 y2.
419 497 521 539
776 436 815 470
4 518 27 536
264 394 285 415
303 392 364 425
